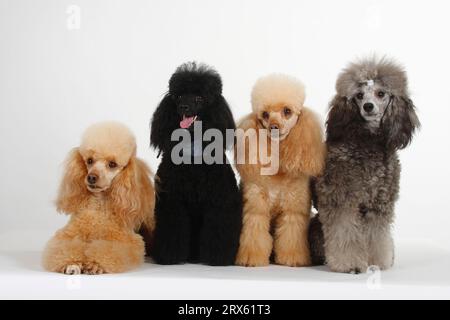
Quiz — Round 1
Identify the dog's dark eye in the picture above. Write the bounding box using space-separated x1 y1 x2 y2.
87 158 93 165
377 91 386 98
356 93 364 100
108 161 117 169
283 107 292 117
262 111 269 120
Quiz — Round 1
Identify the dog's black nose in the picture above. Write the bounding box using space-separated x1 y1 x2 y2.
363 103 374 113
180 104 190 113
270 124 279 130
87 174 97 185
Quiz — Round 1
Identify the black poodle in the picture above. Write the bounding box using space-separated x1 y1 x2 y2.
149 62 242 266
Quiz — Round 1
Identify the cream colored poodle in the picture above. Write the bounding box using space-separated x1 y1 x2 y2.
42 121 155 275
235 74 326 267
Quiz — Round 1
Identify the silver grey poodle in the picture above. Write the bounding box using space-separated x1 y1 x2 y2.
309 57 420 273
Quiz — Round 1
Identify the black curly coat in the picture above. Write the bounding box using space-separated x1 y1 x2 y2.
149 62 242 266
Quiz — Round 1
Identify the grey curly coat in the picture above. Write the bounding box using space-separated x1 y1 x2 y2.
309 57 420 273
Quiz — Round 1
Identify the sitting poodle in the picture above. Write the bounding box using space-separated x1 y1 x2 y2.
150 62 242 266
309 57 420 273
43 122 155 274
235 74 326 267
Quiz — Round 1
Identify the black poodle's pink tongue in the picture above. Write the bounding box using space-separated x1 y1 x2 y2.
180 115 197 129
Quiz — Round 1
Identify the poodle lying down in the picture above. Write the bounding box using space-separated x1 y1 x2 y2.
42 122 155 275
309 57 420 273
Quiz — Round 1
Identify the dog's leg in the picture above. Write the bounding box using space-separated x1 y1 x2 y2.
309 214 326 265
235 184 272 267
42 231 87 274
273 190 311 267
152 192 191 264
322 209 369 274
368 223 394 270
199 188 242 266
274 213 311 267
84 233 145 274
367 198 396 270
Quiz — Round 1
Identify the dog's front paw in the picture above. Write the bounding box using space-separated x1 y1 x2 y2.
329 264 368 274
62 264 82 275
82 262 104 275
326 253 369 274
370 250 394 271
349 268 362 274
275 251 311 267
236 249 270 267
370 260 394 271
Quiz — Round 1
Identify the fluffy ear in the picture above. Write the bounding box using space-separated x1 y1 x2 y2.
109 157 155 231
381 96 420 151
326 95 360 143
234 114 262 180
205 96 236 149
55 148 90 214
135 159 155 232
150 94 179 154
215 96 236 132
281 108 326 177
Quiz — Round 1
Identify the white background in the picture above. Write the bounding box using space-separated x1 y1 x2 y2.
0 0 449 264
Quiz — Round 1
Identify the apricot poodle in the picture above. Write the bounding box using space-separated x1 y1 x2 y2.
235 74 326 267
42 122 155 275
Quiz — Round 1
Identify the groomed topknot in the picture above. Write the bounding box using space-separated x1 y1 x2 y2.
251 73 306 114
169 61 223 95
174 61 218 76
79 121 136 166
336 56 409 98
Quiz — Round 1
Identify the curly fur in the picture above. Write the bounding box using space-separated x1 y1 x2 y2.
251 74 306 114
42 122 155 274
309 57 420 273
235 74 326 267
150 62 242 266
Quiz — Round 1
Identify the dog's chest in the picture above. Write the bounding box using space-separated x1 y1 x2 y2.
264 175 305 212
337 146 383 180
268 187 281 207
71 209 118 239
330 145 400 200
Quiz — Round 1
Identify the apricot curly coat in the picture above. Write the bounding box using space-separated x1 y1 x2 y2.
42 122 155 275
235 74 326 267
